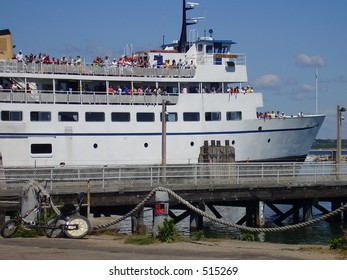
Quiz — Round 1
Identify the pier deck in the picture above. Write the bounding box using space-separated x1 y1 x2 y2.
1 162 347 229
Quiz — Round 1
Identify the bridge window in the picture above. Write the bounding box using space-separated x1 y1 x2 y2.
85 112 105 122
112 112 130 122
30 111 51 122
160 112 178 122
1 111 23 121
31 144 52 154
205 112 221 121
183 112 200 122
137 112 155 122
226 111 242 121
58 111 79 122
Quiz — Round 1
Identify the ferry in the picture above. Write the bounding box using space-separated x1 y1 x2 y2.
0 1 325 168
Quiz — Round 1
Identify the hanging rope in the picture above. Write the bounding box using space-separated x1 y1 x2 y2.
92 186 347 233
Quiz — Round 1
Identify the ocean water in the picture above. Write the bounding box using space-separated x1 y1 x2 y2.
309 150 347 156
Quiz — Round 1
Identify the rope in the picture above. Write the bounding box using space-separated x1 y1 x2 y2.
92 186 347 233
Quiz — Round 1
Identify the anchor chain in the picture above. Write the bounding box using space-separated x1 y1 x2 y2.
92 186 347 233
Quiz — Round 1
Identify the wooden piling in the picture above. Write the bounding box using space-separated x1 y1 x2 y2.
190 202 205 232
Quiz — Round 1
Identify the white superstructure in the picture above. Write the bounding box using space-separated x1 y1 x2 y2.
0 1 325 168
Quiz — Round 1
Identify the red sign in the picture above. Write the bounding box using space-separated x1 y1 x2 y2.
154 203 166 215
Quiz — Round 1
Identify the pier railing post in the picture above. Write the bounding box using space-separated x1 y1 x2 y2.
152 191 169 237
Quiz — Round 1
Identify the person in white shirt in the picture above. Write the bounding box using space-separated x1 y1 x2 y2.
16 50 24 62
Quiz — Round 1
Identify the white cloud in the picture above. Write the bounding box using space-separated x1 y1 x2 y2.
295 53 325 68
301 84 316 92
253 74 282 89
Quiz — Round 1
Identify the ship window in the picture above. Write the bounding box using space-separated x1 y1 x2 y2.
137 112 155 122
205 112 221 121
183 112 200 122
111 112 130 122
30 111 51 122
160 112 178 122
226 111 242 121
206 45 213 54
85 112 105 122
31 144 52 154
1 110 23 121
198 44 203 52
58 111 78 122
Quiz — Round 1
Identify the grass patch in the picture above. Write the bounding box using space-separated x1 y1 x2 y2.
124 235 156 245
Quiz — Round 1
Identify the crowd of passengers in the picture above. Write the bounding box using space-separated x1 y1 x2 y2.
256 111 304 118
12 50 196 69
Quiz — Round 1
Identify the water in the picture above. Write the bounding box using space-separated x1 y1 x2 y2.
309 150 347 156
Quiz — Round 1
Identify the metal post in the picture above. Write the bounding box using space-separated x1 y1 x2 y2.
337 105 342 166
161 101 167 183
87 180 91 219
336 105 346 178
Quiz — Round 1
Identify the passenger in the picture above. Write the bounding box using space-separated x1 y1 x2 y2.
68 56 74 65
189 60 196 69
60 56 68 65
171 59 176 68
104 56 110 66
111 58 118 67
26 83 31 93
177 59 183 68
16 50 24 62
108 86 114 95
74 56 81 65
118 56 124 67
117 85 122 95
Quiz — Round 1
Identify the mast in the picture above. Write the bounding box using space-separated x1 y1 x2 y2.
178 0 188 53
178 1 200 53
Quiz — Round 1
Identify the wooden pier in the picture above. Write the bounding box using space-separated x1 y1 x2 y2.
1 162 347 233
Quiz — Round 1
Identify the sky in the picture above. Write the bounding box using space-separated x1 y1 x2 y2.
2 0 347 139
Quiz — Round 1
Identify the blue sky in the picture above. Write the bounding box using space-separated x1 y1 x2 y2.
2 0 347 139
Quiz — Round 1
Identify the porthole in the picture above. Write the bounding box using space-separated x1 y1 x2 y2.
258 126 262 131
190 141 194 147
93 143 98 149
232 140 235 145
267 138 271 143
144 143 148 148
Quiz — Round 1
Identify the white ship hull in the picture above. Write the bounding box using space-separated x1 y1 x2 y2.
0 93 324 167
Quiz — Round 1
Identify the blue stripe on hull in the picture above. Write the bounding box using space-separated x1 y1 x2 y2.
0 125 315 138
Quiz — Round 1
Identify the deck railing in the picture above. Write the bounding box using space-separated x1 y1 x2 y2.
0 60 195 78
0 162 346 194
0 89 179 105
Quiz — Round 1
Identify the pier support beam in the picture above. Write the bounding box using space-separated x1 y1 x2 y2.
255 201 265 226
343 201 347 221
303 204 313 222
331 201 342 221
0 209 5 228
190 202 205 232
131 205 146 234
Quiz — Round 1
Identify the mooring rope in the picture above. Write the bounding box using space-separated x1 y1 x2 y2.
92 186 347 233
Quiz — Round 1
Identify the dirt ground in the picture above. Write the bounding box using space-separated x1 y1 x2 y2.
0 234 346 260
